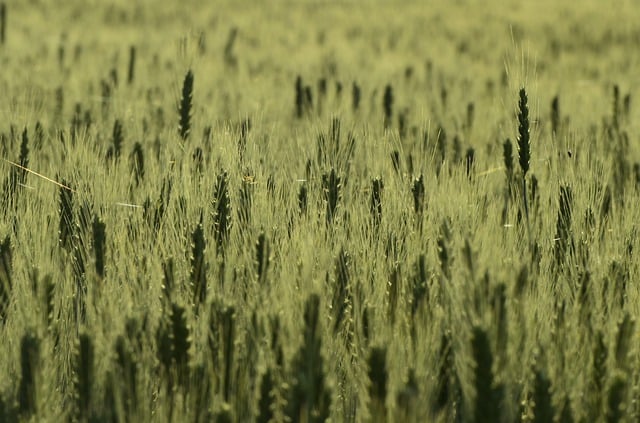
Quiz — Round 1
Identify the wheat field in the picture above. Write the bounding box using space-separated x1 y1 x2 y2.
1 1 640 422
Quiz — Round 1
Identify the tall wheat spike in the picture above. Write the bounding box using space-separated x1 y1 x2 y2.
58 179 74 251
100 79 111 118
472 326 501 423
43 276 54 329
466 101 475 132
559 396 574 423
223 27 238 67
370 177 383 228
352 81 361 112
144 177 172 235
74 333 94 421
453 135 461 164
156 319 174 392
436 125 447 177
179 70 194 141
34 121 44 150
410 254 428 320
191 215 208 306
317 78 327 116
590 330 607 418
614 313 634 371
437 219 452 281
255 232 270 285
170 302 191 389
92 215 106 279
110 67 118 87
396 368 419 420
73 243 87 323
465 147 475 179
623 92 631 122
237 118 250 160
304 84 313 115
222 306 236 402
158 304 191 407
162 258 175 306
18 128 29 185
0 3 5 45
127 45 136 84
5 128 29 203
517 88 532 242
322 168 341 226
298 183 307 215
295 75 304 118
256 368 275 423
612 84 620 130
107 119 124 161
130 142 145 185
432 332 462 418
411 175 425 229
383 84 393 129
368 347 388 420
193 146 204 174
115 334 138 420
214 405 234 423
54 86 64 123
462 238 476 282
532 368 555 423
551 95 560 137
0 392 16 422
208 301 236 402
332 247 351 334
18 331 40 417
390 150 401 174
286 294 331 423
398 110 408 139
606 373 627 423
440 85 448 110
0 234 11 324
191 364 213 423
100 371 118 422
212 171 232 255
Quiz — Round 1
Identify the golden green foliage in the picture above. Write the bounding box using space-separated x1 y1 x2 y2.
0 1 639 422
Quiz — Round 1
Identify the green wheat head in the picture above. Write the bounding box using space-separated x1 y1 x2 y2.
532 367 555 423
191 216 208 306
212 170 232 255
255 231 270 285
58 179 74 251
472 326 502 423
383 84 393 129
606 373 627 423
332 247 351 334
74 333 94 421
0 3 6 45
127 45 136 84
179 69 194 141
370 177 383 228
322 168 341 226
368 346 388 420
551 95 560 137
0 234 12 325
517 88 530 177
286 294 331 423
130 142 145 186
18 331 40 417
92 215 106 279
352 81 361 112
